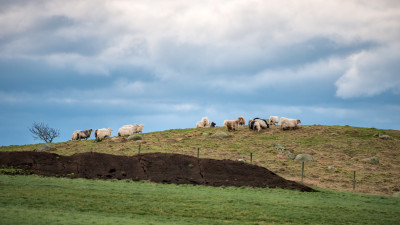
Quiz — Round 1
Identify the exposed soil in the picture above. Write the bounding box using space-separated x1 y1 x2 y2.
0 151 316 192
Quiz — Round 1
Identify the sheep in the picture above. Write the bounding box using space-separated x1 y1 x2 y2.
281 118 301 130
224 117 244 127
238 116 245 126
201 117 211 128
225 119 239 131
196 117 211 128
118 127 133 136
249 118 269 132
95 128 112 140
71 130 79 141
254 118 269 129
269 116 279 125
211 122 216 127
76 129 93 140
136 124 144 133
118 124 138 136
249 120 262 132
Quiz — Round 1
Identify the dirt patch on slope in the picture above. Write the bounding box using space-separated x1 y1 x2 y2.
0 151 316 192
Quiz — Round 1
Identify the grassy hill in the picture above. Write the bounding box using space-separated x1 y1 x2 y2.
1 125 400 196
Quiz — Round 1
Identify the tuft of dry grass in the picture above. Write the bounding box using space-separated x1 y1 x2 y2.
1 125 400 196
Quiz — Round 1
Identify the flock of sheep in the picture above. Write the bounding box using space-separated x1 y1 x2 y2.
70 115 301 141
71 124 144 141
196 116 301 132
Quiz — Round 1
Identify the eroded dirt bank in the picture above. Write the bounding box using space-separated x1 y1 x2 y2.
0 151 316 192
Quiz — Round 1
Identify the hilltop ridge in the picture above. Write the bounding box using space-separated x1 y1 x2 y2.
1 125 399 196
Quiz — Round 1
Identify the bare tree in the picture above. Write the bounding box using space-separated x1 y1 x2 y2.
28 122 60 143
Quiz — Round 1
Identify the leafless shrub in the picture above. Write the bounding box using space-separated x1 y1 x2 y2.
28 122 60 143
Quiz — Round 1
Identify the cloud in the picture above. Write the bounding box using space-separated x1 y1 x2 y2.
1 0 399 77
335 44 400 98
1 0 400 146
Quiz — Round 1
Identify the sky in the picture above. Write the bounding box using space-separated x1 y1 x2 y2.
1 0 400 146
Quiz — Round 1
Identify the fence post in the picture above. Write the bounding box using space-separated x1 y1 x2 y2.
250 153 253 164
353 171 356 191
301 162 305 183
197 148 200 159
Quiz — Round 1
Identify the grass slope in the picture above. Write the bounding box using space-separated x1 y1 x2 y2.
1 175 399 225
1 125 400 196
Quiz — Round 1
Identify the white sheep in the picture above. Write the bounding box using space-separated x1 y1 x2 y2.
196 121 204 128
118 124 138 136
201 117 211 128
196 117 211 128
95 128 112 140
223 120 228 127
269 116 279 125
281 118 301 130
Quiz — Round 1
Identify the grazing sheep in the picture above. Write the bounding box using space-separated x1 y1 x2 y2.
225 119 239 131
254 118 269 129
136 124 144 133
249 118 269 131
76 129 93 140
238 116 246 126
258 119 269 129
211 122 216 127
118 124 138 136
269 116 279 125
249 120 262 132
281 118 301 130
95 128 112 140
223 120 228 127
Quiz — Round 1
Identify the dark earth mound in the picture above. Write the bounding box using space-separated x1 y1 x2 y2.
0 151 316 192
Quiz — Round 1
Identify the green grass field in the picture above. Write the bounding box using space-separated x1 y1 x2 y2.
1 175 399 224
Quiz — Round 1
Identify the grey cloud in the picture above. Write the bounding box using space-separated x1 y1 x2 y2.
335 44 400 98
1 15 106 57
0 0 46 12
152 37 375 80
